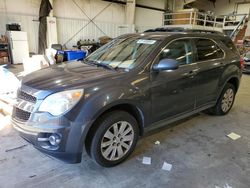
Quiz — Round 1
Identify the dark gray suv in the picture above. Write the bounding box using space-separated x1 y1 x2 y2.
12 30 242 167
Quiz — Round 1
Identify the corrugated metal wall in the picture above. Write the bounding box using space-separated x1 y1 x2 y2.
0 12 39 53
0 0 163 54
57 17 134 49
136 25 154 33
0 12 135 53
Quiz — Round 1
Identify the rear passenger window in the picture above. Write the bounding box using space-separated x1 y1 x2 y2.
195 39 224 61
158 39 193 65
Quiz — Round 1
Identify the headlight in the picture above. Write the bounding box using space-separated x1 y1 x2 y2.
39 89 83 116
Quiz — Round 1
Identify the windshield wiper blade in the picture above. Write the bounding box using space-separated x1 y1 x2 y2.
97 62 116 71
84 60 116 71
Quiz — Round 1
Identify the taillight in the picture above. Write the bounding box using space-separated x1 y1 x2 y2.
240 57 244 70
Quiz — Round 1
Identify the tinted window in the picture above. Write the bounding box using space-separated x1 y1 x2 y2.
195 39 224 61
158 39 193 65
220 37 238 53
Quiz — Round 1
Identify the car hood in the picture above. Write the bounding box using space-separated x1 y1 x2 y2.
22 61 121 91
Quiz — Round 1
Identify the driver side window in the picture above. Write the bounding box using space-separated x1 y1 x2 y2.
157 39 193 66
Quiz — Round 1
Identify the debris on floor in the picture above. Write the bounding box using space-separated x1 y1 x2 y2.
224 183 233 188
215 183 233 188
161 161 172 171
29 175 37 178
227 132 241 140
142 156 151 165
154 140 160 145
5 144 28 152
0 158 7 164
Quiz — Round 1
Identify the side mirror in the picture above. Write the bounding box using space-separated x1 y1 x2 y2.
153 58 179 71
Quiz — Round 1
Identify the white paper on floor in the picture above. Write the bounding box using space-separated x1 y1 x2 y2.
142 157 151 165
154 141 160 145
227 132 241 140
162 162 172 171
215 183 233 188
224 183 232 188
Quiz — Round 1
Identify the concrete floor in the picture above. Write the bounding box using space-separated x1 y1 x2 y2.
0 75 250 188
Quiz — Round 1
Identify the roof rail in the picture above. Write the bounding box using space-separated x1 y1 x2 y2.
144 27 186 33
144 27 223 35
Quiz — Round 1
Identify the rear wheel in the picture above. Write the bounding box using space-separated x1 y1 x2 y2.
208 83 236 115
90 111 139 167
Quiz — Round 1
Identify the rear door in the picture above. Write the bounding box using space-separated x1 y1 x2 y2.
150 38 199 123
193 38 226 107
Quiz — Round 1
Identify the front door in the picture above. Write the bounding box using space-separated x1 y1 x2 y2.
150 39 199 123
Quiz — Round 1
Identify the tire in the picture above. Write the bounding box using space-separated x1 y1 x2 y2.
208 83 236 115
90 111 139 167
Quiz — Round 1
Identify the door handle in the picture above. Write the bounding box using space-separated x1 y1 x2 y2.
184 69 199 78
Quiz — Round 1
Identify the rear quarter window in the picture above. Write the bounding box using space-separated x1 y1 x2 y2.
195 39 224 61
220 37 238 53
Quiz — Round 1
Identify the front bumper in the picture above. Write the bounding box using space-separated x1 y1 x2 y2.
12 114 84 163
11 85 94 163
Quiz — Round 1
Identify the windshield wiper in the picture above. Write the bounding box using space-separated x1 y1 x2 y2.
83 60 116 71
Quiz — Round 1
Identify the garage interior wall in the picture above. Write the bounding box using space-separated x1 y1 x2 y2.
54 0 133 49
135 0 165 32
0 0 40 53
0 0 166 53
177 0 250 16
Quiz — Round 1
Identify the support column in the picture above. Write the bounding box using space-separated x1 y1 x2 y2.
126 0 136 24
47 0 58 48
126 0 136 32
49 0 53 16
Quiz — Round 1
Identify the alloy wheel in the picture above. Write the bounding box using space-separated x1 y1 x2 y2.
221 88 234 113
101 121 134 161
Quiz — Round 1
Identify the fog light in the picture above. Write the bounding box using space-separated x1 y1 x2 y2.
49 134 61 146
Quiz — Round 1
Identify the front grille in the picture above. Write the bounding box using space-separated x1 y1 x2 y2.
12 107 31 121
18 91 36 103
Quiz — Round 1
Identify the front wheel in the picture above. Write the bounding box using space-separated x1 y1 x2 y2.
90 111 139 167
208 83 236 115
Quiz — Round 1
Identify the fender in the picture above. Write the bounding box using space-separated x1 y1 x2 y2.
74 85 149 154
216 65 241 101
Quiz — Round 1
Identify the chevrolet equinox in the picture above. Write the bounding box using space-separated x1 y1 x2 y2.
12 29 242 167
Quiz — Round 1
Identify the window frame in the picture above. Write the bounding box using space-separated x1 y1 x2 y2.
150 37 226 71
151 38 195 70
192 38 226 63
220 37 239 55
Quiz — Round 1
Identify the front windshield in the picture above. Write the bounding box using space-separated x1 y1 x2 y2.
85 37 160 70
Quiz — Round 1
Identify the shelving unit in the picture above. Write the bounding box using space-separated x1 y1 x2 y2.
0 43 12 64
